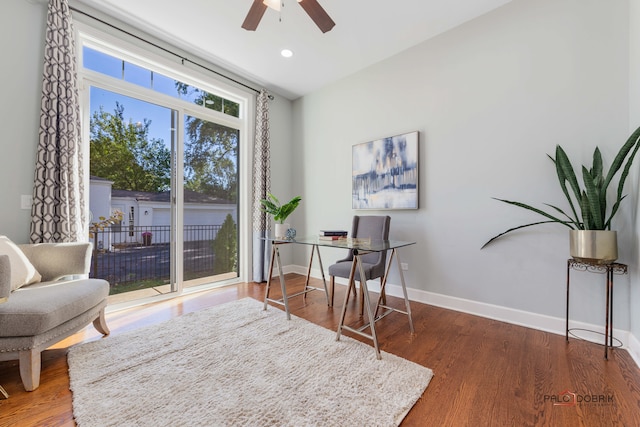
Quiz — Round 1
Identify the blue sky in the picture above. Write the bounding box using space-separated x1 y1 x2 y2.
90 86 173 147
85 47 183 146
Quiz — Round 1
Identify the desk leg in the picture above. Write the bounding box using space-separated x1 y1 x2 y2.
395 250 414 334
336 249 413 359
263 244 277 312
315 245 330 305
373 249 414 334
263 244 291 320
274 246 291 320
303 245 314 302
304 245 329 305
357 255 381 359
374 253 392 319
336 257 358 342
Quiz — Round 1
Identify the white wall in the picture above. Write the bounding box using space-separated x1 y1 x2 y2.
292 0 634 333
0 0 48 242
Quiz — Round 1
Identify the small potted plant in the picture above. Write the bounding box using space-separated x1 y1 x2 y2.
260 193 302 239
483 125 640 264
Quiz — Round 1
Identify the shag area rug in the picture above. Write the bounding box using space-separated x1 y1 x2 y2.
68 298 433 427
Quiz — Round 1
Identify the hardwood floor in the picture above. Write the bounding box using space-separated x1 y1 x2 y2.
1 274 639 426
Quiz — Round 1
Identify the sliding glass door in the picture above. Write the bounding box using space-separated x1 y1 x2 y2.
88 87 177 298
81 38 243 302
182 112 239 288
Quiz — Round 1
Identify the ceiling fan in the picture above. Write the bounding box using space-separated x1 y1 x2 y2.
242 0 336 34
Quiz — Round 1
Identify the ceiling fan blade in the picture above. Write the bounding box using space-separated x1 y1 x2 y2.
242 0 268 31
298 0 336 33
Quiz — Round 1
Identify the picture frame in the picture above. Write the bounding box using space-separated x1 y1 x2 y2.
352 131 419 210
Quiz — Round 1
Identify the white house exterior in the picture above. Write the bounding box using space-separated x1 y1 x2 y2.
90 177 237 249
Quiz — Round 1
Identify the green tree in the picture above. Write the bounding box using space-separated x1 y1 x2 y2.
177 83 239 202
90 103 171 192
212 214 237 274
184 119 239 201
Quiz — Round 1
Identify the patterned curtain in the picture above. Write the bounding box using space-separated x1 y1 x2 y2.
30 0 86 243
252 90 271 282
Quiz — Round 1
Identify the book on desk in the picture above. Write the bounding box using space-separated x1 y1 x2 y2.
319 230 348 237
318 235 346 241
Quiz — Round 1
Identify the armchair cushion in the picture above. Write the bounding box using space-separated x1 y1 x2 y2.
0 278 109 337
0 236 41 291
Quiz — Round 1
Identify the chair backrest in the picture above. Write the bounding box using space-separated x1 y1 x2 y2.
0 255 10 300
351 215 391 266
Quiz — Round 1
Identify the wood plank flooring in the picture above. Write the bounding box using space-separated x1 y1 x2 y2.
1 274 639 426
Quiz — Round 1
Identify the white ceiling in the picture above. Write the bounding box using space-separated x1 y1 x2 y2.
75 0 512 100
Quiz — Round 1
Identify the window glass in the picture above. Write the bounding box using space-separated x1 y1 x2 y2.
153 72 181 98
224 100 240 118
124 61 152 89
83 47 122 79
82 46 240 118
177 83 203 106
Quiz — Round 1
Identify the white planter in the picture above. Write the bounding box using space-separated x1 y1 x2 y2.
569 230 618 264
274 223 290 240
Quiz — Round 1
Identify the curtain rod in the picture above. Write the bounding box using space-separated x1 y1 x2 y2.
69 6 274 100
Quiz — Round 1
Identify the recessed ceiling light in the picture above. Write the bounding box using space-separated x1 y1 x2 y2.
281 49 294 58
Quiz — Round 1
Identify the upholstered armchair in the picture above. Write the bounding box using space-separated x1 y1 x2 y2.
0 238 110 391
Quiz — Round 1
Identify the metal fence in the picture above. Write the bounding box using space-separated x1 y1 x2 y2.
90 225 223 290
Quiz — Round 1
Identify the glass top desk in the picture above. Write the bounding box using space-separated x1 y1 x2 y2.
262 236 416 359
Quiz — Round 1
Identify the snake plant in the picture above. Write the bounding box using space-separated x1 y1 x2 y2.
260 193 302 224
483 125 640 248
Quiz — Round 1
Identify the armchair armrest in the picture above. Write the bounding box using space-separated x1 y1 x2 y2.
18 242 92 282
0 255 10 300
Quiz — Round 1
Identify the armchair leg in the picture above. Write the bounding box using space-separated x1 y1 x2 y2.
93 308 110 336
19 349 41 391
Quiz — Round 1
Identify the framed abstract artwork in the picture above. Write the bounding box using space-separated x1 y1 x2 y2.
352 131 419 210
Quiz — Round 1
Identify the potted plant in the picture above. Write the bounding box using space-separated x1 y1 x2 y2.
260 193 302 239
483 126 640 264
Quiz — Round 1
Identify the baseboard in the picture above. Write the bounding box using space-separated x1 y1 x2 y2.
285 264 637 368
628 333 640 367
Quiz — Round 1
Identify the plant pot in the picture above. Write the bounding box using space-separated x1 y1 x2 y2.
274 223 290 240
569 230 617 265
